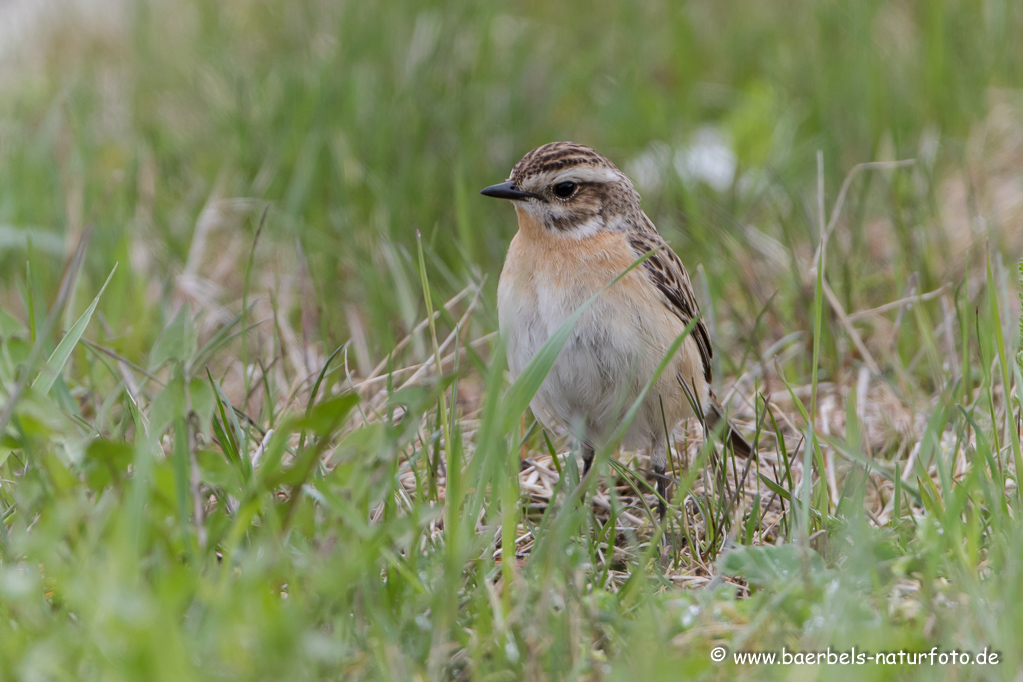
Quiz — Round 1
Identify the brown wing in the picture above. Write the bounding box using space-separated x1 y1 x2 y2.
627 229 713 385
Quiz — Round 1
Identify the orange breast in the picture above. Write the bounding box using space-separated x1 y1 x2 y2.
496 207 710 450
502 207 640 295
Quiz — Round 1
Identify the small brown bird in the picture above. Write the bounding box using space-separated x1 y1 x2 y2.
482 141 751 518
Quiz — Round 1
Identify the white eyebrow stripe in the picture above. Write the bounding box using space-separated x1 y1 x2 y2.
561 166 622 184
527 166 623 189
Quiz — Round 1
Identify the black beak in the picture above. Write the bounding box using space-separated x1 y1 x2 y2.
480 181 537 201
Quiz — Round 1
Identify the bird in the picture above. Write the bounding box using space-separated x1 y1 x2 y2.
481 141 752 519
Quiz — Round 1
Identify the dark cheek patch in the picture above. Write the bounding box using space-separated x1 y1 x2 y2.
544 193 601 232
547 212 583 231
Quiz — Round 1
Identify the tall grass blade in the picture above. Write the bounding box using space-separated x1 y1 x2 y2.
33 265 117 395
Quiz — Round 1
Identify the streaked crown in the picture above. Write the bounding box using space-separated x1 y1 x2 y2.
509 142 616 185
482 142 645 238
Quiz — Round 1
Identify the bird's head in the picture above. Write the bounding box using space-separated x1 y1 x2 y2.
481 142 643 239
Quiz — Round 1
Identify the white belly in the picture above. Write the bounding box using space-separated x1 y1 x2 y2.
497 268 707 451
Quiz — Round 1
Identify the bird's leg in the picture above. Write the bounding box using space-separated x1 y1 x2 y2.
581 442 594 478
651 446 669 522
654 465 667 521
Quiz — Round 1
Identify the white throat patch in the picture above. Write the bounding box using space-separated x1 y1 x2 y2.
517 201 606 240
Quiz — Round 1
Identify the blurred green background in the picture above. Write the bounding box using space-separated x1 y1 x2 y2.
3 0 1020 355
2 0 1023 680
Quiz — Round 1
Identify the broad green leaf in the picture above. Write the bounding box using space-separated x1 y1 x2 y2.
189 378 215 439
290 393 360 434
150 304 196 369
719 543 828 589
82 439 134 491
198 448 244 493
253 394 360 492
0 308 26 337
149 373 187 435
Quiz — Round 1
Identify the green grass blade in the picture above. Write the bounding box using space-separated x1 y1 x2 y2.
987 251 1023 493
32 263 117 395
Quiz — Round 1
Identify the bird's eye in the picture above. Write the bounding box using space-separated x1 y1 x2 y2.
553 181 577 198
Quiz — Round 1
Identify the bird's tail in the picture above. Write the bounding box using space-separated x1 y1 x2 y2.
705 400 754 459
